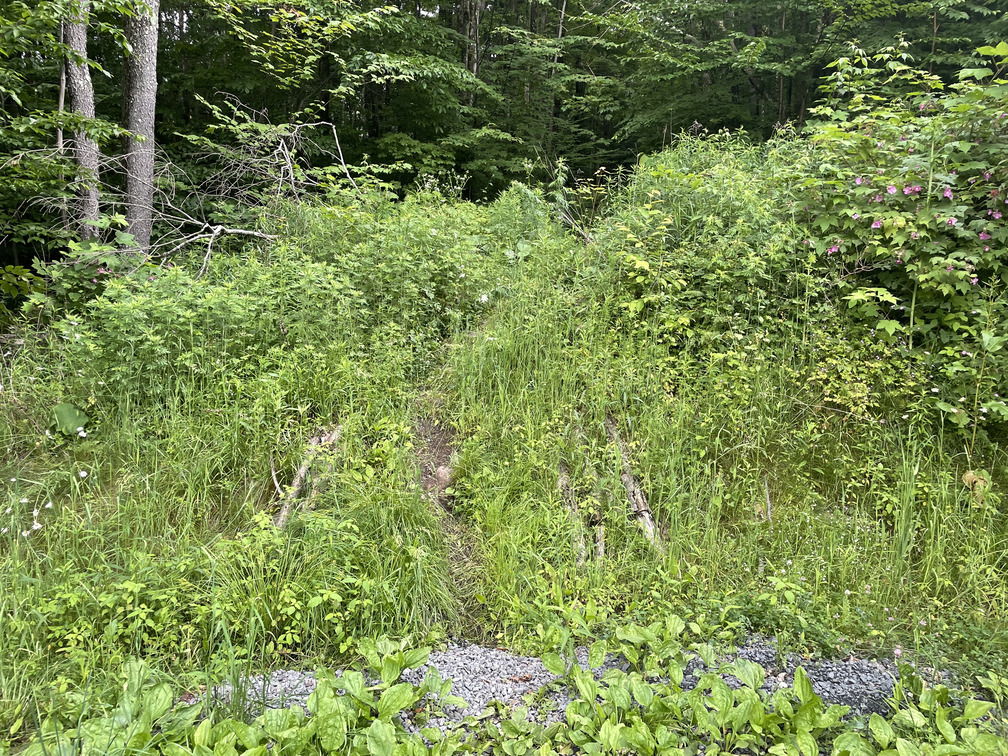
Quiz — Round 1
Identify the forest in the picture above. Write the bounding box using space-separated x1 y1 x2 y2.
2 0 1008 754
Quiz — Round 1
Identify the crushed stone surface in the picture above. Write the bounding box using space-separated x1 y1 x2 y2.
213 634 899 730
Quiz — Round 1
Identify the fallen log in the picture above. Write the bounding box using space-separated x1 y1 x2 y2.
273 426 342 529
604 415 661 549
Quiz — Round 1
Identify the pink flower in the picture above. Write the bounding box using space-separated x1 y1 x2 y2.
980 232 991 240
943 187 953 199
904 186 913 195
874 194 883 203
888 186 898 194
828 244 839 253
852 212 859 219
872 220 883 229
855 177 863 186
971 277 979 285
947 217 958 226
995 211 1003 220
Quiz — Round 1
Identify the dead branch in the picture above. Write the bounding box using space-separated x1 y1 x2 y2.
269 456 283 497
194 224 278 277
558 463 588 567
274 425 342 529
604 415 661 550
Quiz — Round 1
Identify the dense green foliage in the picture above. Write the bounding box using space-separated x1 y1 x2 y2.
19 650 1008 756
2 116 1007 752
2 1 1008 748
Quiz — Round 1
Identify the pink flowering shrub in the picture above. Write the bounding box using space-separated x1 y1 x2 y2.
790 41 1008 434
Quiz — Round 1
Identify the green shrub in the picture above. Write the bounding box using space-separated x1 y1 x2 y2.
792 41 1008 440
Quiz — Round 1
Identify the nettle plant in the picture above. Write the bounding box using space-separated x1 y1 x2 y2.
795 41 1008 438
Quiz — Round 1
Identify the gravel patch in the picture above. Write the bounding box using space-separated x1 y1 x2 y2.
213 634 899 728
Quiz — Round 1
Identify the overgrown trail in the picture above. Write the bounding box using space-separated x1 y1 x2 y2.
411 394 485 630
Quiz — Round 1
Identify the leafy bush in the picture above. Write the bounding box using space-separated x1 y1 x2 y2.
793 41 1008 438
55 250 359 404
18 639 1008 756
597 134 815 352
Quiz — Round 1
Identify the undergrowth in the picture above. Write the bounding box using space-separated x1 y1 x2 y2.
1 108 1006 754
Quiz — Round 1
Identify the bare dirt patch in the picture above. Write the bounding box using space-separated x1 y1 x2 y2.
414 413 456 506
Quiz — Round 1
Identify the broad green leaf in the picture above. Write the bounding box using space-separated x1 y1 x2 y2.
52 403 89 436
630 677 653 708
893 706 927 729
959 68 992 80
603 682 632 710
162 743 193 756
142 682 173 721
261 708 299 739
316 712 347 753
795 729 818 756
377 682 417 720
962 698 994 721
831 730 876 756
228 720 264 749
366 718 396 756
402 647 430 669
588 640 607 669
731 659 765 690
338 671 367 700
935 706 956 743
869 713 893 748
598 719 626 751
794 667 815 704
542 652 566 676
878 319 900 337
381 654 403 685
894 738 922 756
194 719 213 748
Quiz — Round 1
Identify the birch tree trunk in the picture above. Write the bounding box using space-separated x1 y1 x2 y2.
65 3 100 239
124 0 159 251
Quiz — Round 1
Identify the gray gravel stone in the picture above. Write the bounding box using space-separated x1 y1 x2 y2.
213 634 900 728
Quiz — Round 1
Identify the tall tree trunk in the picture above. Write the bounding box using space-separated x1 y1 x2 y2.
124 0 160 251
65 3 100 240
457 0 482 77
57 21 69 232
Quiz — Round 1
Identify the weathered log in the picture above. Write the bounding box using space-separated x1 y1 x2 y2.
273 426 341 529
604 415 660 549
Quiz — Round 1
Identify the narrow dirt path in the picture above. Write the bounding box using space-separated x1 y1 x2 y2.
411 397 485 631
